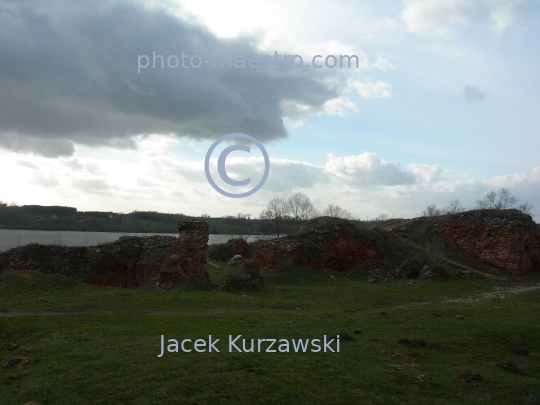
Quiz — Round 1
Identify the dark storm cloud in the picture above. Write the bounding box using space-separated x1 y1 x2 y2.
0 0 348 157
0 132 75 157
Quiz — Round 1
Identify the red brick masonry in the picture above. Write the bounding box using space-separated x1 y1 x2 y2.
208 238 249 262
431 209 540 275
1 212 538 285
251 217 379 271
0 219 209 289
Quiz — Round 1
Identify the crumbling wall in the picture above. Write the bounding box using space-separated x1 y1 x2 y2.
207 238 249 261
157 219 209 289
222 259 264 293
0 219 210 288
431 209 540 275
250 217 379 271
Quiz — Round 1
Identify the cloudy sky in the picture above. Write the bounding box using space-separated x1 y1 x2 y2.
1 0 539 219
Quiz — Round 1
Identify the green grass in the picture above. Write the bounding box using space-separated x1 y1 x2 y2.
1 268 539 405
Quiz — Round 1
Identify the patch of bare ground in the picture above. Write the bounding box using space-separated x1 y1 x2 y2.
16 271 33 280
387 363 425 379
382 350 418 359
206 260 220 268
395 283 540 308
398 338 442 350
3 357 33 369
456 371 484 384
1 343 33 353
441 284 540 303
496 361 524 375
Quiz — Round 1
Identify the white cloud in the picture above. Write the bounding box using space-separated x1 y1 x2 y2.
351 80 393 99
281 96 359 120
373 17 404 33
408 164 444 183
325 153 417 186
138 135 180 156
371 56 395 71
29 173 59 188
301 40 372 70
2 134 539 219
401 0 537 37
16 160 39 170
71 178 110 193
485 167 540 188
320 97 359 117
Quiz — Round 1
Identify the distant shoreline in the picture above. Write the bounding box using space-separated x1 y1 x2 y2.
0 226 273 236
0 226 176 234
0 225 274 238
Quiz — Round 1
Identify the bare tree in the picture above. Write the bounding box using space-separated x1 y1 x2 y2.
374 213 390 221
518 202 534 215
476 188 517 210
287 192 318 229
422 204 442 217
420 228 447 271
475 188 534 215
322 204 353 220
259 197 291 238
444 199 465 214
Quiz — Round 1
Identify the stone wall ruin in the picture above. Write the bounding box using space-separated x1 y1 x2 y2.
431 209 540 275
0 219 210 289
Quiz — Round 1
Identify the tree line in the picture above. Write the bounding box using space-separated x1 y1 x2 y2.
0 204 186 232
1 187 533 236
421 188 533 217
258 193 355 237
258 188 535 237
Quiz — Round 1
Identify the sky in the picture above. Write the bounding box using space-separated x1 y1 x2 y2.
0 0 539 219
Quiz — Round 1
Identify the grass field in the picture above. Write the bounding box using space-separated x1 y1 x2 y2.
1 266 539 405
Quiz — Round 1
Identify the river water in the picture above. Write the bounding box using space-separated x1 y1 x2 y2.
0 229 272 253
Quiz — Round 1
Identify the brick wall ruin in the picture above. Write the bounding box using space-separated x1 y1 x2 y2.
207 238 249 262
2 210 538 286
157 219 209 289
431 209 540 275
0 219 210 289
251 217 379 271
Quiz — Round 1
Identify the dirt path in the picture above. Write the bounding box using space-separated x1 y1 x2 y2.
383 228 504 280
394 283 540 308
2 282 539 316
441 284 540 303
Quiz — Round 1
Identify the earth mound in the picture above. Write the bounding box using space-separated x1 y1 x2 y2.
250 216 379 272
